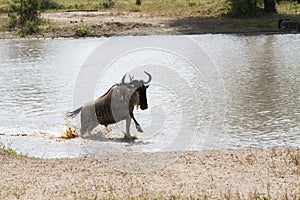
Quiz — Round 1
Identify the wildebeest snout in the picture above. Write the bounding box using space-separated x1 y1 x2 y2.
140 104 148 110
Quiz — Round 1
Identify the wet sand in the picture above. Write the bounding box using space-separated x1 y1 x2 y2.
0 147 299 199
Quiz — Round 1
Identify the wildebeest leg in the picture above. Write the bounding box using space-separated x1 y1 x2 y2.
130 112 143 133
80 105 99 137
80 117 99 137
125 117 132 139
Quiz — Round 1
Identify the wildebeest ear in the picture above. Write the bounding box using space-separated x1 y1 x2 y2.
145 85 150 89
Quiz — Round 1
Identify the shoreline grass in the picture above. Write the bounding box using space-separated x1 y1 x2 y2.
0 144 28 157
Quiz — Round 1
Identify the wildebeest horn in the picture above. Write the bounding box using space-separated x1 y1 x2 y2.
129 74 134 81
121 73 127 84
143 71 152 84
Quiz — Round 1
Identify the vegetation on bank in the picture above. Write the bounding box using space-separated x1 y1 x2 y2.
0 0 299 15
0 0 299 36
0 143 27 157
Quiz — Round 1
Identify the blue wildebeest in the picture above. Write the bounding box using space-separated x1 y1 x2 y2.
67 72 151 140
278 19 300 31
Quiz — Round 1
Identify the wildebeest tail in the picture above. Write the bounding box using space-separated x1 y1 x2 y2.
66 106 83 118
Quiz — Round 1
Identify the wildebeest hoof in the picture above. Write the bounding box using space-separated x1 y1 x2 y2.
123 135 138 142
136 125 143 133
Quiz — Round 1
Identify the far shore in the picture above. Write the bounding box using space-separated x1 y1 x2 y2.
0 11 299 39
0 147 299 199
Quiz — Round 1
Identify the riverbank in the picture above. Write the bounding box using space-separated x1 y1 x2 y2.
0 11 299 39
0 147 299 199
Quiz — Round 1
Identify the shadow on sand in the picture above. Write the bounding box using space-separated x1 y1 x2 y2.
80 133 150 146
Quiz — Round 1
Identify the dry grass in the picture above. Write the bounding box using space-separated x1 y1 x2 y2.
0 0 299 37
42 0 229 17
278 1 300 15
0 147 299 199
117 0 228 17
0 0 228 17
291 153 300 166
288 147 300 176
0 0 299 17
0 15 8 30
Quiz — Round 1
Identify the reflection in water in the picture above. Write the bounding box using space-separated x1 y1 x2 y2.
1 40 46 120
196 34 299 148
241 36 294 133
0 39 102 123
244 36 299 146
0 35 299 157
234 37 283 131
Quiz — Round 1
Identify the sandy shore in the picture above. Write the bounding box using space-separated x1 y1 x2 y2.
0 11 297 39
0 147 299 199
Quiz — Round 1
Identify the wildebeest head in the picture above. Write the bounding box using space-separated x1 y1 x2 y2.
121 71 152 110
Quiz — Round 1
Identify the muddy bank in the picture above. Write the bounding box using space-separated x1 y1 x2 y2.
0 11 298 39
0 147 299 199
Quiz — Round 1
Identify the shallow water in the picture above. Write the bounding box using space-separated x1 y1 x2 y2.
0 35 299 158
